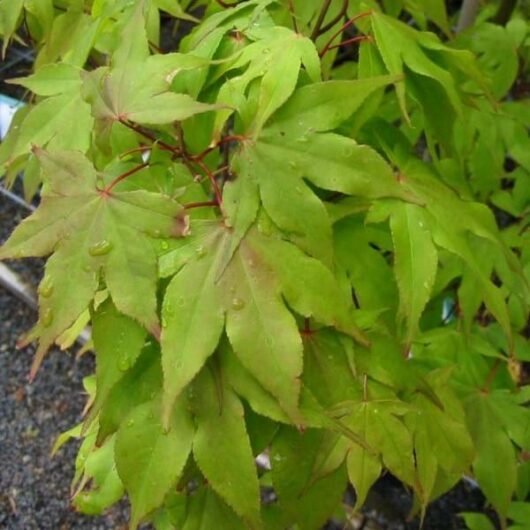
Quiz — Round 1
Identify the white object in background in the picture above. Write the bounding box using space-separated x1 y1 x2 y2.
0 94 24 140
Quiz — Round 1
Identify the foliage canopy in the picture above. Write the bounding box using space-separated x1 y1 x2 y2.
1 0 530 529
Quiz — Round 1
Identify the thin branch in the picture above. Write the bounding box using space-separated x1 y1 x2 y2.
104 162 149 193
287 0 299 33
321 34 371 56
318 10 372 58
193 135 246 162
184 200 219 210
311 0 333 41
119 119 181 156
318 0 349 36
193 157 224 208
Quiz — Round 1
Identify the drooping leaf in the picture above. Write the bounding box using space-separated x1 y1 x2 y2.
90 298 147 421
115 398 195 528
190 367 261 529
464 392 517 519
389 201 438 344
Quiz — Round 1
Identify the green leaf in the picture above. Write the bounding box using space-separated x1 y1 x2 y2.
213 26 320 138
0 91 93 171
465 392 517 519
161 228 226 423
460 513 497 530
370 11 462 119
347 441 382 510
72 435 124 515
265 75 400 138
0 149 185 372
90 298 147 421
0 0 23 54
191 368 261 528
389 201 438 344
98 341 163 442
81 7 218 126
8 62 82 96
268 427 347 530
182 488 246 530
161 222 357 423
115 398 195 528
347 401 416 487
234 130 411 265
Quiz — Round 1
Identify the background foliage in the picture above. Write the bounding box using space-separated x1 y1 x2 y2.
1 0 529 529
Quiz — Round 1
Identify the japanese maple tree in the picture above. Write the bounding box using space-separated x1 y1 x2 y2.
1 1 529 529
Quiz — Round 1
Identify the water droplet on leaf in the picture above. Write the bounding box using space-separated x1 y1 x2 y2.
38 278 53 298
195 245 206 258
160 241 169 251
89 240 113 256
118 356 130 371
41 308 53 327
231 298 245 310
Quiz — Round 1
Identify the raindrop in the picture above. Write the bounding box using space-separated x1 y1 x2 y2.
160 241 169 251
161 317 168 328
41 308 53 328
127 419 135 427
88 240 113 256
231 298 245 310
118 356 130 372
38 278 53 298
195 245 206 258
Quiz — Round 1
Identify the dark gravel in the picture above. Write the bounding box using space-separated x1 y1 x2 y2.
0 189 130 529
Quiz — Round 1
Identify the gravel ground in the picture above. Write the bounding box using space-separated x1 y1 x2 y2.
0 289 130 530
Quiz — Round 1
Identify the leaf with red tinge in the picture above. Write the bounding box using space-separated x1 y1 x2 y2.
0 149 185 376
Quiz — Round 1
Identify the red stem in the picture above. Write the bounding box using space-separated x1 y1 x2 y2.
324 34 371 54
119 119 181 156
104 162 149 193
184 200 219 210
319 10 372 58
193 135 246 162
193 158 224 208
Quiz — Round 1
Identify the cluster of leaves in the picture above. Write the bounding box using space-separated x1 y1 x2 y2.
1 0 530 529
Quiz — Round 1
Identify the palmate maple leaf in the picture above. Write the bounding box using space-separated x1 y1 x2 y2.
0 148 186 377
158 220 368 426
